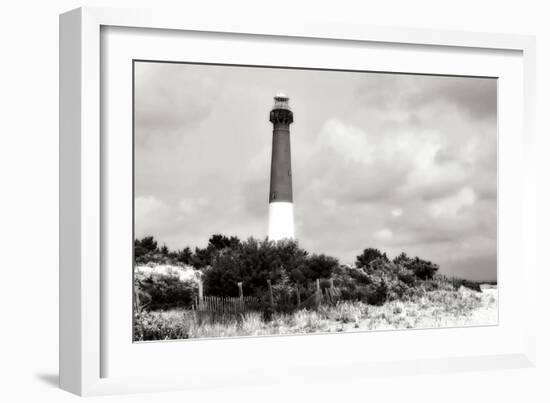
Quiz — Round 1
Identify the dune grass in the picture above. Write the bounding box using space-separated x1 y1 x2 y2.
133 287 497 341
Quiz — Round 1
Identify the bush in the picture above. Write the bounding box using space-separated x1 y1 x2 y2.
135 235 463 313
332 261 416 305
407 257 439 280
364 280 388 306
355 248 389 268
392 252 439 280
394 265 416 285
203 238 300 297
191 234 242 268
135 234 242 267
303 254 339 282
135 236 159 264
133 311 191 340
202 237 339 299
271 269 296 313
135 273 197 311
332 265 371 301
448 277 482 292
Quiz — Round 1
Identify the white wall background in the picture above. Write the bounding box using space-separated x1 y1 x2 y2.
0 0 548 401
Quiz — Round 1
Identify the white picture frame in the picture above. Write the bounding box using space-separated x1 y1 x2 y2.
59 6 537 396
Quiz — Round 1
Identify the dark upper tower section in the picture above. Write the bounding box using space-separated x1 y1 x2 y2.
269 94 294 203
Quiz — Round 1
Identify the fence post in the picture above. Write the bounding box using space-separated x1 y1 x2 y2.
316 279 321 308
267 279 274 308
198 278 204 308
330 277 334 290
237 281 244 311
134 287 140 312
296 284 301 307
237 281 243 299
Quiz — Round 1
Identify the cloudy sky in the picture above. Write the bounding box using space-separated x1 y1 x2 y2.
134 61 497 281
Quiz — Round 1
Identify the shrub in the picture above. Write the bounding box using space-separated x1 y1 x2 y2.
135 236 159 264
133 310 192 340
202 238 307 296
135 273 197 311
332 265 371 301
449 278 482 292
271 269 296 313
191 234 242 268
135 235 462 314
355 248 389 268
202 237 339 300
364 279 388 305
407 257 439 280
332 261 418 305
302 254 340 282
396 265 416 285
393 252 439 280
174 247 193 265
422 275 454 292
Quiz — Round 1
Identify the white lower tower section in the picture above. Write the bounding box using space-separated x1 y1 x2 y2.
268 202 295 241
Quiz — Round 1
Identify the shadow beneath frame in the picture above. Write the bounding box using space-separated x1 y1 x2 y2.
35 372 59 388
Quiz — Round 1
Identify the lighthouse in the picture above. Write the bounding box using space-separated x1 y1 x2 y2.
268 94 295 241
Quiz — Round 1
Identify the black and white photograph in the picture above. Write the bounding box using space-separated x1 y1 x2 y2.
2 0 546 399
132 61 498 341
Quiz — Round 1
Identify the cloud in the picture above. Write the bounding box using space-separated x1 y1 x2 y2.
134 195 171 240
177 197 209 216
374 228 393 241
406 76 497 120
292 113 495 278
428 186 476 218
295 119 412 204
134 62 218 150
135 195 164 217
134 63 497 280
391 208 403 217
356 73 497 121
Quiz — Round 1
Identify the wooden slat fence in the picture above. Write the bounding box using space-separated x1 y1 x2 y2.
194 277 341 322
322 287 341 305
299 279 341 309
193 296 262 323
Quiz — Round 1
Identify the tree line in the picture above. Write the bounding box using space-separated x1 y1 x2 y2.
135 234 442 307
